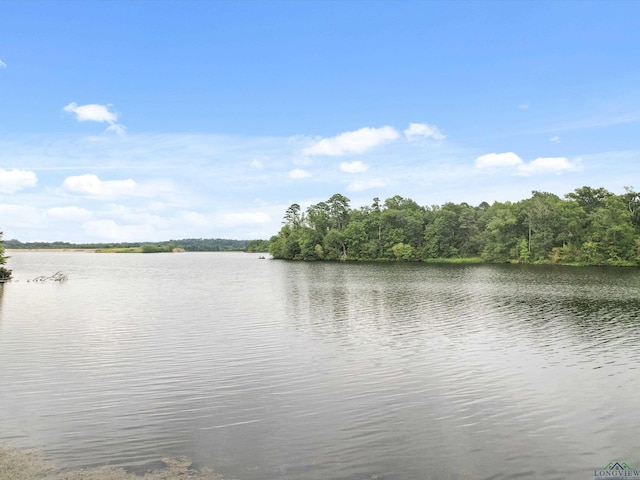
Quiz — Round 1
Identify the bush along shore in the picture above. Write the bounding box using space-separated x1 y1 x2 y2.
0 230 11 281
268 187 640 266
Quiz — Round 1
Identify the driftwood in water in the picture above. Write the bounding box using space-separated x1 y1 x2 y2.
31 271 68 282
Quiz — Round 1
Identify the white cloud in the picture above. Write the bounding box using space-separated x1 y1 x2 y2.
63 102 118 123
346 178 387 192
518 157 581 175
46 206 92 221
62 174 137 198
518 102 530 110
62 102 126 135
216 212 271 226
340 161 369 173
106 123 127 136
549 136 560 143
475 152 523 169
289 168 311 179
302 126 399 156
404 122 446 141
475 152 581 176
0 169 37 193
0 60 6 68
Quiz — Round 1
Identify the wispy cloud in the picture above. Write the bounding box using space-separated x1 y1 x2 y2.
340 161 369 173
0 59 6 68
302 126 399 156
518 101 530 110
63 102 127 135
519 157 582 175
289 168 311 179
475 152 581 176
347 178 387 192
404 122 445 141
549 136 560 143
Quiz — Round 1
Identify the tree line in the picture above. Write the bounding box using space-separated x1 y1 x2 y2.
0 231 10 280
4 238 266 252
268 187 640 266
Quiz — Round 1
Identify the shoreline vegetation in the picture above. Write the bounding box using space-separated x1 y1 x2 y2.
3 238 270 254
268 186 640 267
0 231 11 281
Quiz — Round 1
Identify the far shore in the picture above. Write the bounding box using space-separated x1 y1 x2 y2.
5 248 98 253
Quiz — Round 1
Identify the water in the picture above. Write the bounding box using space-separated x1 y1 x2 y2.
1 251 640 479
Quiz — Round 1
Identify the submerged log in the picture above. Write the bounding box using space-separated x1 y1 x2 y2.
31 271 68 282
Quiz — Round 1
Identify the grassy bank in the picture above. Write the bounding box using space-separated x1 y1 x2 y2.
422 257 486 264
95 247 145 253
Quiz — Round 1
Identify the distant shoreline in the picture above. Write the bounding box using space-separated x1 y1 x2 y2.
5 248 98 253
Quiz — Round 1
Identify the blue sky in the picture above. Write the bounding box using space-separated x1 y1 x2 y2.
1 0 639 242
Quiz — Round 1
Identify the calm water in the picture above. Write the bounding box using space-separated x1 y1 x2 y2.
1 252 640 480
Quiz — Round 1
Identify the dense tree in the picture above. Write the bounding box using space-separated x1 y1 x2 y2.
246 239 270 252
4 238 262 252
269 187 640 266
283 203 303 228
0 231 11 280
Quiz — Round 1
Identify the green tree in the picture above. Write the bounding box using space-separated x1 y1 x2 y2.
565 186 614 215
0 231 11 280
521 191 566 261
246 239 270 252
323 228 347 260
424 204 461 258
298 227 324 260
586 195 635 264
283 203 303 228
622 186 640 230
342 214 369 260
268 187 640 266
391 242 414 261
480 201 522 262
306 202 331 236
327 194 351 231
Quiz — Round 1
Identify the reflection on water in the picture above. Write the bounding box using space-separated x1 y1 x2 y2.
1 253 639 480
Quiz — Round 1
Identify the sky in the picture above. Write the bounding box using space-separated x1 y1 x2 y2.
1 0 639 243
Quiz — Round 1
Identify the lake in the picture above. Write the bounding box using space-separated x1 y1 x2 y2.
1 251 639 480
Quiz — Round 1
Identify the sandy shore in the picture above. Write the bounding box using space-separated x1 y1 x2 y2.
0 446 223 480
